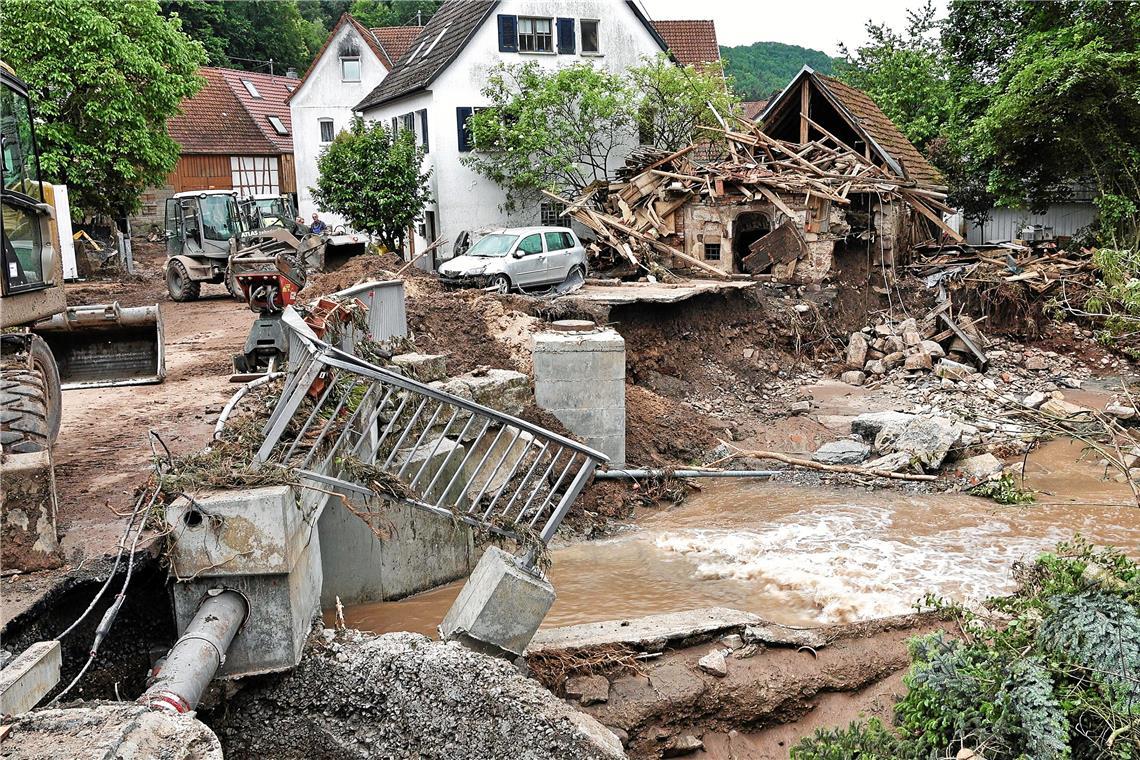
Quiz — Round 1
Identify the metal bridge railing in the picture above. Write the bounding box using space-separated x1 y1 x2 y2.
253 312 608 565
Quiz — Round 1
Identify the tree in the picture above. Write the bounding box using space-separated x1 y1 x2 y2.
0 0 206 217
629 54 741 153
463 62 636 211
348 0 441 29
311 119 431 252
720 41 836 101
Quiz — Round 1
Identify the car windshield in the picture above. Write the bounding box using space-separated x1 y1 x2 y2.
467 233 518 257
200 195 237 241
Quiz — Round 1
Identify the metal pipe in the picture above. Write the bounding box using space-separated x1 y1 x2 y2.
213 372 283 440
139 589 247 714
594 468 779 479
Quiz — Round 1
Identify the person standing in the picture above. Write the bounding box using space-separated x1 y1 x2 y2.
309 213 327 235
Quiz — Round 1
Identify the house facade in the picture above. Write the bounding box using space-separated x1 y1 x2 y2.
135 67 298 231
353 0 718 263
288 14 422 228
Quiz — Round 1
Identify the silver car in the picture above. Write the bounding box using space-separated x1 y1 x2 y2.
438 226 588 294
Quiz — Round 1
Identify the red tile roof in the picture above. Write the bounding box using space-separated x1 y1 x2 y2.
651 20 720 66
215 68 295 153
743 100 768 121
372 26 424 68
169 67 294 155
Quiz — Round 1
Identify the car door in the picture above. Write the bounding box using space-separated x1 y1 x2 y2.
543 231 571 283
511 233 546 285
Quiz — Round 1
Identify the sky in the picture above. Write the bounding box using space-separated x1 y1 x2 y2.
642 0 948 56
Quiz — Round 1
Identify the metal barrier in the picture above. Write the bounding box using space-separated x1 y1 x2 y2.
253 312 608 566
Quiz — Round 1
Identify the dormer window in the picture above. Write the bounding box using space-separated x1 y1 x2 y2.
267 115 288 135
408 39 427 62
424 26 449 57
341 56 360 82
241 79 261 98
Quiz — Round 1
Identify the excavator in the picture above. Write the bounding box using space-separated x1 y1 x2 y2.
1 62 163 567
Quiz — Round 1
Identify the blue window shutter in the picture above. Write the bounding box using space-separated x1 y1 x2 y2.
497 15 517 52
418 109 429 153
456 107 473 152
556 18 575 54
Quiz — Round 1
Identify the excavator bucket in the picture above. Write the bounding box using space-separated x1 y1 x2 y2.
321 235 367 271
35 302 165 389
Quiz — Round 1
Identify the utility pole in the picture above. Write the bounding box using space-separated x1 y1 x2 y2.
269 58 274 76
416 10 422 25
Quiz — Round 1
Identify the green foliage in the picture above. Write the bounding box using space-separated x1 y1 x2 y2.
0 0 206 217
968 473 1035 504
629 54 741 153
463 61 636 211
348 0 440 29
720 41 835 101
311 118 431 252
794 538 1140 758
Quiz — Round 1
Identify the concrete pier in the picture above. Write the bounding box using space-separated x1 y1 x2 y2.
533 322 626 465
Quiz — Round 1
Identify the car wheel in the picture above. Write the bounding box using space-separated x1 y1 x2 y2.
569 264 586 281
491 274 511 295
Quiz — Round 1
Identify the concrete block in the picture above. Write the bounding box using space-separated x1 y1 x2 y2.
390 353 447 383
456 369 532 416
0 450 62 571
441 546 555 657
0 641 60 715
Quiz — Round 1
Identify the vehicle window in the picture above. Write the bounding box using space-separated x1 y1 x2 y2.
467 233 518 257
199 195 236 241
1 203 44 290
518 234 543 255
544 231 568 251
1 80 41 201
560 231 575 249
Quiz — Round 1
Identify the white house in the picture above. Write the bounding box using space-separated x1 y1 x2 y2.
288 14 423 228
352 0 719 264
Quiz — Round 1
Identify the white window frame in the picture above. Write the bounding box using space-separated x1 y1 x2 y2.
340 56 361 82
580 19 601 55
518 17 553 54
267 115 288 135
318 118 334 143
241 79 261 98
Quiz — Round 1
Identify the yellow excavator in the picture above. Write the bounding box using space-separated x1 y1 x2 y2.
1 61 163 569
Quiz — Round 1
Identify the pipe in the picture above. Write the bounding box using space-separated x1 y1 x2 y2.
139 589 247 714
594 468 779 480
214 372 283 439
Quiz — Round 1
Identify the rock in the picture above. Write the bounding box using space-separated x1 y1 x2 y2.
720 634 744 650
565 674 610 706
794 303 811 313
851 411 914 440
1022 391 1047 409
607 727 629 747
1058 377 1083 389
882 351 906 370
902 328 923 347
789 400 812 414
390 353 448 383
920 340 946 358
1040 398 1094 421
865 360 886 376
663 735 705 757
812 439 871 465
840 370 866 386
874 323 895 337
1024 355 1048 371
949 453 1003 484
904 352 932 371
933 358 973 382
742 348 755 359
863 451 914 472
874 415 963 469
898 317 918 333
886 336 906 354
1105 403 1137 420
697 649 727 677
846 332 868 368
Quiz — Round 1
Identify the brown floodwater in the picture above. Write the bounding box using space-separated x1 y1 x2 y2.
333 438 1140 637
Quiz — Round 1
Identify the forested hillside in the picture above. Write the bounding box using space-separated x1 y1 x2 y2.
720 41 836 101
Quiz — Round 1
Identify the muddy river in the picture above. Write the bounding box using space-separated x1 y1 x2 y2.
336 439 1140 636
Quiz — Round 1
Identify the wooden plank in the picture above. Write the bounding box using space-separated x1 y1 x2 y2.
799 79 810 144
902 192 964 243
755 184 799 220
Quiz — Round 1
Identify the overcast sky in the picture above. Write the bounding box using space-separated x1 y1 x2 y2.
642 0 948 56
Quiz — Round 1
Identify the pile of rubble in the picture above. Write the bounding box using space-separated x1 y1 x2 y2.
842 303 988 387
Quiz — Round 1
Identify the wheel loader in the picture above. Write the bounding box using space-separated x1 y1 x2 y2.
1 61 164 571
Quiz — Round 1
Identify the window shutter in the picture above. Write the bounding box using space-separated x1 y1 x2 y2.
556 18 575 54
456 106 473 152
497 15 517 52
418 109 429 153
390 116 397 135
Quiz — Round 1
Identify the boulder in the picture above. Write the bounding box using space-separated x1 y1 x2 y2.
902 328 923 347
697 649 727 677
920 340 946 359
454 368 532 416
812 439 871 465
851 411 913 441
865 360 886 376
874 415 963 469
904 352 932 371
874 323 895 337
933 358 973 382
1105 403 1137 420
949 453 1003 485
789 400 812 414
846 332 868 369
1024 355 1048 371
1040 398 1094 421
840 370 866 386
863 451 914 473
882 351 906 370
1022 391 1047 409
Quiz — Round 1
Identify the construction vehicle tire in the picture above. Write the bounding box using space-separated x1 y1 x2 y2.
225 267 243 301
1 335 62 453
167 259 201 302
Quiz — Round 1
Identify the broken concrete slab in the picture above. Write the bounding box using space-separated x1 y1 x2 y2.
933 358 973 382
0 641 60 715
744 622 829 649
0 703 222 759
528 607 764 654
851 411 913 441
863 451 915 473
874 415 963 469
454 368 532 417
811 439 870 465
390 353 447 383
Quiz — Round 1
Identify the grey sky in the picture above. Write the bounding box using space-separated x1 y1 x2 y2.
642 0 948 56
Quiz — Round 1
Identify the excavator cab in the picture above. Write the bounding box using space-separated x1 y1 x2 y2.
163 189 240 300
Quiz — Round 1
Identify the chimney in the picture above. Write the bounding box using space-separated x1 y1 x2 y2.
285 67 299 79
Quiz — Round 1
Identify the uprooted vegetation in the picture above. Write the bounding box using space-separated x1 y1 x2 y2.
793 538 1140 759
